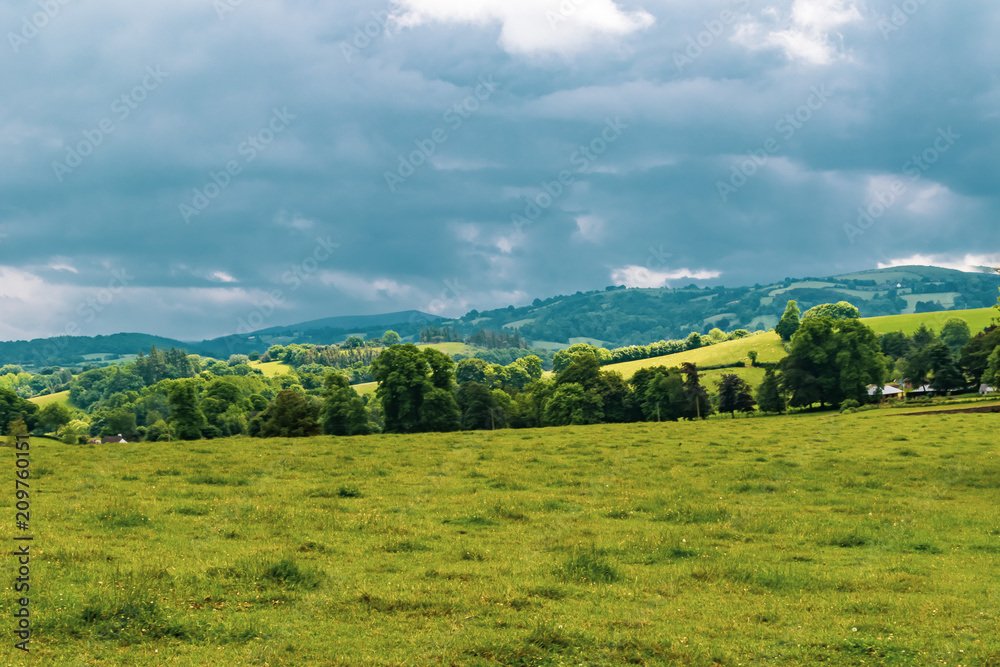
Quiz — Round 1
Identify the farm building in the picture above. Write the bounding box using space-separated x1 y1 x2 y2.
868 385 904 399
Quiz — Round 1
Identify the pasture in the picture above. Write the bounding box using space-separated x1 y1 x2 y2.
3 410 999 665
604 332 784 380
862 307 995 336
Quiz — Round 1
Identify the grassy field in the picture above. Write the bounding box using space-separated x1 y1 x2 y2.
5 411 1000 665
862 307 996 336
28 390 72 408
604 332 785 380
249 361 294 377
352 381 377 396
418 342 480 356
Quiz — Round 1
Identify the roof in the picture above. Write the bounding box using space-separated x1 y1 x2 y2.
868 385 904 396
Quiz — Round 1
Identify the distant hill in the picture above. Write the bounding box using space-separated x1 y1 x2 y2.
450 265 1000 348
1 266 997 367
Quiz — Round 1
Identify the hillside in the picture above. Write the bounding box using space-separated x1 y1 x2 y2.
455 265 1000 347
604 332 784 379
2 266 997 368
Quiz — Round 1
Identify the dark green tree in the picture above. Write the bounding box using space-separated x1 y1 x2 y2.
457 382 496 430
167 381 207 440
543 382 603 426
258 390 321 438
941 318 971 354
381 330 402 347
775 300 801 342
802 301 861 321
755 368 786 414
320 373 371 436
456 358 490 385
370 344 430 433
419 388 461 432
641 370 685 422
38 402 71 434
680 363 712 419
716 373 756 417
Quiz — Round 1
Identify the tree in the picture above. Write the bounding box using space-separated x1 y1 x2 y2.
167 381 207 440
344 336 365 349
544 382 603 426
555 353 602 391
0 387 39 434
756 369 786 414
985 347 1000 388
640 369 685 422
39 402 72 434
780 317 885 409
258 390 321 438
680 363 712 419
716 374 756 418
925 341 966 393
775 300 801 342
370 344 430 433
456 358 490 385
553 344 611 373
802 301 861 321
457 382 496 430
684 332 703 351
747 350 758 366
381 330 402 347
960 327 1000 385
320 373 371 436
419 388 461 432
941 318 972 354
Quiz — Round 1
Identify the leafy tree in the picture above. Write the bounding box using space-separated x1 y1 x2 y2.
925 341 966 392
595 371 633 423
320 373 371 436
756 368 786 414
802 301 861 321
419 388 461 432
747 350 758 366
167 381 207 440
775 300 801 342
880 331 911 360
457 382 496 430
680 363 712 419
544 382 603 426
684 332 703 351
39 402 72 434
370 344 430 433
641 369 686 422
456 358 490 385
0 387 39 434
6 418 28 444
960 327 1000 384
716 374 756 418
553 344 611 373
941 318 971 354
344 336 365 349
381 330 402 347
780 317 885 409
258 390 321 438
555 353 602 391
985 347 1000 388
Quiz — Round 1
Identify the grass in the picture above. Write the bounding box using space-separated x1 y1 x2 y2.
4 411 1000 665
249 361 293 377
417 342 480 356
351 381 377 396
604 331 785 379
862 307 996 335
29 390 72 408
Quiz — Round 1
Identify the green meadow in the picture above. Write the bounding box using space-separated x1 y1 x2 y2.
862 307 995 336
3 409 1000 665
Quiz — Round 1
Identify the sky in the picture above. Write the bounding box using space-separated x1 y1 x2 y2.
0 0 998 342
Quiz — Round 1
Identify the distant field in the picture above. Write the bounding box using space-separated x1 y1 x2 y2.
249 361 293 377
418 342 479 356
7 412 999 664
28 390 72 407
862 307 995 335
605 332 785 379
351 381 377 396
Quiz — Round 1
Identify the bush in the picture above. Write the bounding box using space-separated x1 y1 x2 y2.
839 399 860 412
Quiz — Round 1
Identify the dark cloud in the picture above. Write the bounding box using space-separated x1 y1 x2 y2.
0 0 997 341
